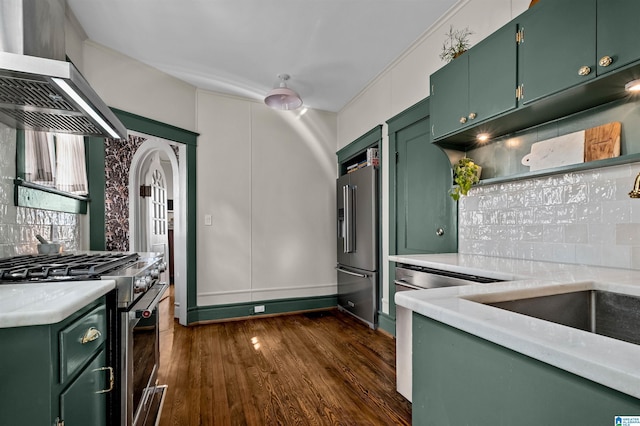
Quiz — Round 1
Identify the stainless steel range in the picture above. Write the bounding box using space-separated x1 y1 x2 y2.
0 251 168 426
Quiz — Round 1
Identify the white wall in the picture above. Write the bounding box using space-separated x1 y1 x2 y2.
335 0 530 315
196 91 337 305
77 36 338 307
82 41 197 132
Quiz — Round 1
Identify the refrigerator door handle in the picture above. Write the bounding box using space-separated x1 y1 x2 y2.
336 267 368 278
342 184 348 253
343 184 355 253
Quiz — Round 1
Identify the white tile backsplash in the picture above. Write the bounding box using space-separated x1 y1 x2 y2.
0 124 81 257
459 163 640 269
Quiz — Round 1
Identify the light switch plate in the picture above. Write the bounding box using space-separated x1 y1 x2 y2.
204 214 212 226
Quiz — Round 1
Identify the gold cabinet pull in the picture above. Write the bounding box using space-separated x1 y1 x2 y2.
599 56 613 67
578 66 591 76
81 327 102 344
468 112 477 120
93 366 115 394
459 116 468 124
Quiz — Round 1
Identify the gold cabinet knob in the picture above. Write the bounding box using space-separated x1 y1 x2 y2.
81 327 102 344
599 56 613 67
468 112 477 120
578 66 591 76
459 116 468 124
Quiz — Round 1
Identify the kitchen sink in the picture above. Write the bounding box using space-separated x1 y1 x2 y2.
486 290 640 345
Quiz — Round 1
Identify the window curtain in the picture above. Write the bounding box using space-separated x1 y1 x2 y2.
55 134 88 195
24 130 55 187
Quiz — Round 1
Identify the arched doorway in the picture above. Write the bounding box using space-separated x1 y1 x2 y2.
129 132 187 325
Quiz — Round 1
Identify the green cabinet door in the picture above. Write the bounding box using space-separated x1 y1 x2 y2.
518 0 597 105
468 23 517 126
430 55 469 139
431 23 516 140
396 118 456 254
60 350 109 426
597 0 640 75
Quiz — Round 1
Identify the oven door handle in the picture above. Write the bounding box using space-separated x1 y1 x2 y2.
130 282 169 319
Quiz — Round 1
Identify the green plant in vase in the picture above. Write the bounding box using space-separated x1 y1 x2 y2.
450 157 481 201
439 26 473 62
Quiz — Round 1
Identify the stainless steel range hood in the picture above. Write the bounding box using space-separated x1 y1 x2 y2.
0 0 127 139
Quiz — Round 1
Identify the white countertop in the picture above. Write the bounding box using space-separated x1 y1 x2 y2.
0 280 116 328
391 253 640 399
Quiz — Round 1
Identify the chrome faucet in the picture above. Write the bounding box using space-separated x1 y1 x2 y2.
629 172 640 198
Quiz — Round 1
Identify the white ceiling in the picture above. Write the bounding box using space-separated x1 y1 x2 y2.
66 0 458 112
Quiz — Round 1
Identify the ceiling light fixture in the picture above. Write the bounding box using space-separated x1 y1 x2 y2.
264 74 303 110
625 79 640 92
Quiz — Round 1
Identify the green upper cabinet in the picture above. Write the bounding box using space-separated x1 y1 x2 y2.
430 53 469 139
518 0 597 105
431 23 517 140
430 0 640 149
596 0 640 75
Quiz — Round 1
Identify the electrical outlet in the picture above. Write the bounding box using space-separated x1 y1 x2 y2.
254 305 265 314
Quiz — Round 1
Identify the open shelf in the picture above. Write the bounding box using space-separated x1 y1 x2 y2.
476 153 640 187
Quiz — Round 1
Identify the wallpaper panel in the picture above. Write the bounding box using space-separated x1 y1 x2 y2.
104 135 146 251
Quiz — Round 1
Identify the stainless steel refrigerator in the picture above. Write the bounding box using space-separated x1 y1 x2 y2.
336 165 378 328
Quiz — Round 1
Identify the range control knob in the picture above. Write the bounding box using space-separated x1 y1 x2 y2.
145 275 153 284
150 268 160 279
134 278 148 293
158 262 167 273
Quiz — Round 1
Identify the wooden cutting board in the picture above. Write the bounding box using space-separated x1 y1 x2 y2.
521 122 621 171
584 121 621 162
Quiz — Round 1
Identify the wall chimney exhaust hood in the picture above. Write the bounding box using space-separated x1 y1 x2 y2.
0 0 127 139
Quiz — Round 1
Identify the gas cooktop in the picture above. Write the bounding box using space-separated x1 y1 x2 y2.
0 252 139 283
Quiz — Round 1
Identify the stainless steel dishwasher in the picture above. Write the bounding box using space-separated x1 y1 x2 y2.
395 263 503 402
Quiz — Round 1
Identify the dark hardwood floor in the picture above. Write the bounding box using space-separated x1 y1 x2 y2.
157 287 412 425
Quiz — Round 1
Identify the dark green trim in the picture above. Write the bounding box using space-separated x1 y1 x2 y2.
377 311 396 337
112 109 198 322
86 136 107 250
86 108 198 323
188 295 338 323
15 130 25 180
15 181 87 214
336 125 382 163
387 97 430 135
111 108 199 145
184 142 198 316
387 98 430 258
389 262 397 321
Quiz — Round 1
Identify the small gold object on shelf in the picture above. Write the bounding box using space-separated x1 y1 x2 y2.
629 172 640 198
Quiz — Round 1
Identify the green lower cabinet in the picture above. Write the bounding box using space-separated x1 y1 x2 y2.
61 350 108 426
0 297 110 426
412 313 640 425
